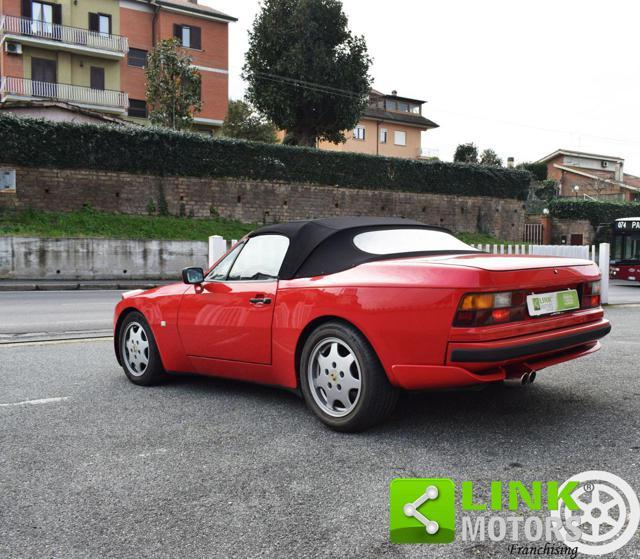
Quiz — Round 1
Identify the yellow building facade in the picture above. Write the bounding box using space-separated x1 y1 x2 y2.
318 90 438 159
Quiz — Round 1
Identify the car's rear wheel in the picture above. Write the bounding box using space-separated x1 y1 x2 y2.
119 311 164 386
300 322 398 432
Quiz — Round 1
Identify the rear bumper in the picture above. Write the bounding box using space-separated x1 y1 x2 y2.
449 321 611 363
389 318 610 390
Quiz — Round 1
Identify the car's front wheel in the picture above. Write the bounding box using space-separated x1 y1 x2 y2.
300 321 398 432
118 311 164 386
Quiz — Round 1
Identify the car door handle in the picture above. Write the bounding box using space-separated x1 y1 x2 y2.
249 297 272 305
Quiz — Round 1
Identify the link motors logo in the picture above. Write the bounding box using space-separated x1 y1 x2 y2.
389 471 639 556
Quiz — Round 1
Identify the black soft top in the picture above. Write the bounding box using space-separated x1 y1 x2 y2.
248 217 473 280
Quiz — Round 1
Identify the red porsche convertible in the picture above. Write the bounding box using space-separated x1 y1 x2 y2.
114 217 610 431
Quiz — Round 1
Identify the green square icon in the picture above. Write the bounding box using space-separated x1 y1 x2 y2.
389 478 456 544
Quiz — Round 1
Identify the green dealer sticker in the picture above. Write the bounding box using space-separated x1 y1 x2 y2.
389 478 456 544
527 289 580 317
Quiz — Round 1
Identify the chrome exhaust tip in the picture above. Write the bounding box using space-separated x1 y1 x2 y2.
504 372 529 387
528 371 537 384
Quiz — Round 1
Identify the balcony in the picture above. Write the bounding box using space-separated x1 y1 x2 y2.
1 76 129 113
0 14 128 59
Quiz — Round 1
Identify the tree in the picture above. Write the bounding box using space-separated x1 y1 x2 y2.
145 38 202 130
219 100 278 143
243 0 372 147
480 148 503 167
454 143 478 164
591 177 611 200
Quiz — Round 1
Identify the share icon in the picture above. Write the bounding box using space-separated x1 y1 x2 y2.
402 485 440 534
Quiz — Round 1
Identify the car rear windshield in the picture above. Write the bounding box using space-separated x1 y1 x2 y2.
352 228 478 255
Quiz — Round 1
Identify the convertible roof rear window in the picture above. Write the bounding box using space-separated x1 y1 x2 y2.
249 217 480 280
353 228 477 255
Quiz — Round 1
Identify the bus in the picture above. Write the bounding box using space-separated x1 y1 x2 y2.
610 217 640 282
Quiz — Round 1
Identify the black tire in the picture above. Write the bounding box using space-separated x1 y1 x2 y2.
118 311 165 386
299 321 398 432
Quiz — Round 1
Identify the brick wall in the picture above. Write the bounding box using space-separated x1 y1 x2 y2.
8 166 527 241
558 172 623 198
0 189 17 210
119 5 230 123
550 218 594 245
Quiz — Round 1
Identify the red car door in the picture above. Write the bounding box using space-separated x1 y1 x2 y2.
178 235 289 365
178 280 277 364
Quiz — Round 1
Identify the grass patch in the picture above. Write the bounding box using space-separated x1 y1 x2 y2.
0 208 256 241
0 208 516 246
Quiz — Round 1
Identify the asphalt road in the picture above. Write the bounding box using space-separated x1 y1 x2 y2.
0 290 121 342
0 305 638 558
609 280 640 305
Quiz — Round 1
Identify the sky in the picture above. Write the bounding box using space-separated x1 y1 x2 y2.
206 0 640 173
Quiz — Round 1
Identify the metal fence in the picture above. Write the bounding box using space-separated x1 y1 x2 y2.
0 76 128 110
0 14 129 54
524 223 543 244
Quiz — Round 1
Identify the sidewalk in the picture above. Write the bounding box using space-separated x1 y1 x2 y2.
608 281 640 306
0 279 173 291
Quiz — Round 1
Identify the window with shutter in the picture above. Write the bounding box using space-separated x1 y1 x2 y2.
173 24 200 49
22 0 32 18
394 130 407 146
190 26 201 49
128 48 148 68
88 12 99 32
52 3 61 25
90 67 105 90
128 99 147 118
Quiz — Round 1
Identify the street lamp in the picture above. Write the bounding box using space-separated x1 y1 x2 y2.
542 208 549 216
573 185 580 199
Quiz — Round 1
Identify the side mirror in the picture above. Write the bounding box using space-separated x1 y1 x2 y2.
182 267 205 285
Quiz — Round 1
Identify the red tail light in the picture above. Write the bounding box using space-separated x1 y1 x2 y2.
582 281 601 309
453 291 527 327
491 308 511 323
453 282 599 328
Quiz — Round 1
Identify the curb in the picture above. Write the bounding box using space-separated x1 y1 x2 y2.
0 281 172 291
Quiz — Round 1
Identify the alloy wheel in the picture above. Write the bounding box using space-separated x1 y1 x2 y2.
123 322 150 377
307 336 362 417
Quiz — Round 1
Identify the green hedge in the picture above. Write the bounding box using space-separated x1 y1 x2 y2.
549 199 640 226
517 162 547 181
0 115 530 200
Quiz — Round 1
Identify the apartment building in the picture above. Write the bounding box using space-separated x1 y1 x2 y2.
0 0 235 131
318 89 439 159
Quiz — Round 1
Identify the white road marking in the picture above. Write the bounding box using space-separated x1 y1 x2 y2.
138 449 168 458
0 396 69 408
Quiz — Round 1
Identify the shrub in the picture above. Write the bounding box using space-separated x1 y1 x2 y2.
534 180 559 202
0 115 530 200
517 162 547 181
549 198 640 226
